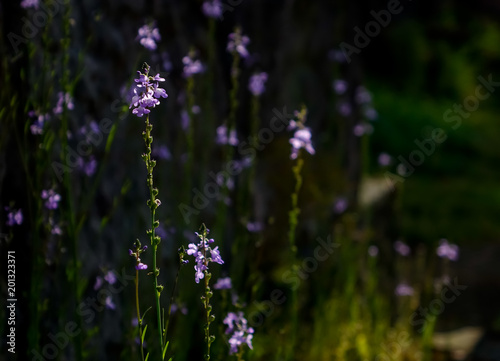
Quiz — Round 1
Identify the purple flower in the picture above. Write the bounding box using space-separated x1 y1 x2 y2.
41 189 61 210
364 107 378 120
436 239 459 261
355 86 372 104
202 0 223 19
290 128 315 160
337 101 352 117
368 245 379 257
5 207 23 226
104 271 117 285
29 112 47 135
216 125 239 146
53 92 74 115
394 240 410 257
395 283 414 296
378 152 392 167
21 0 39 9
129 66 168 117
353 123 373 137
182 54 204 77
248 72 268 96
105 296 116 310
137 23 161 51
152 145 171 160
333 197 348 214
246 221 264 233
136 262 148 270
187 229 224 284
94 276 104 290
213 277 232 290
227 29 250 58
333 79 348 95
223 311 254 355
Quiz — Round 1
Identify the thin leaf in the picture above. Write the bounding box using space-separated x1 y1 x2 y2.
162 341 169 360
141 325 148 345
145 352 150 361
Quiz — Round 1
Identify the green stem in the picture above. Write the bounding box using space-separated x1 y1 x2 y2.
135 269 146 361
143 115 164 358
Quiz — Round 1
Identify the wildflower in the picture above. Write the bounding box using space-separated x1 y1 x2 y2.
333 79 348 95
171 303 189 315
378 152 392 167
223 311 254 355
53 92 74 115
368 245 379 257
202 0 223 19
248 72 268 96
355 86 372 104
105 296 116 310
29 112 47 135
20 0 39 9
395 283 414 296
5 207 23 226
290 128 315 159
216 124 239 146
364 107 378 120
227 29 250 58
129 64 168 117
337 101 352 116
129 241 148 271
152 145 172 160
41 189 61 210
137 23 161 51
182 52 205 77
436 239 459 261
94 276 104 291
333 197 348 214
213 277 232 290
104 271 117 285
246 221 263 233
186 229 224 283
394 240 410 257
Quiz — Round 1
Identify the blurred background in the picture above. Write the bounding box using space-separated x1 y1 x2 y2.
1 0 500 360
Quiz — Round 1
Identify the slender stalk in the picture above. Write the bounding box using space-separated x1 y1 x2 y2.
142 114 164 357
135 269 146 361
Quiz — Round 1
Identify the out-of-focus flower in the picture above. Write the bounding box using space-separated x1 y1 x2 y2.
104 271 117 285
333 197 348 214
248 72 268 96
216 124 239 146
5 207 23 226
105 296 116 310
436 239 459 261
21 0 39 9
137 22 161 51
395 283 414 296
394 240 410 257
227 29 250 58
378 152 392 167
213 277 232 290
353 123 374 137
41 189 61 210
333 79 348 95
246 221 264 233
337 101 352 117
152 145 172 160
94 276 104 291
364 107 378 120
170 303 188 315
328 49 347 63
290 128 315 159
202 0 222 19
224 311 254 355
53 92 74 115
182 52 204 77
355 86 372 104
29 112 48 135
368 245 379 257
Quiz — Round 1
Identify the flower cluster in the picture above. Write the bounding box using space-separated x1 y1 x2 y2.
137 23 161 51
223 311 254 355
202 0 223 19
394 240 410 257
182 52 205 77
129 241 148 271
213 277 232 290
227 29 250 58
436 239 459 261
129 64 168 117
5 207 23 226
216 124 238 146
41 189 61 210
20 0 39 9
248 72 268 96
288 109 315 160
53 92 74 115
186 229 224 283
